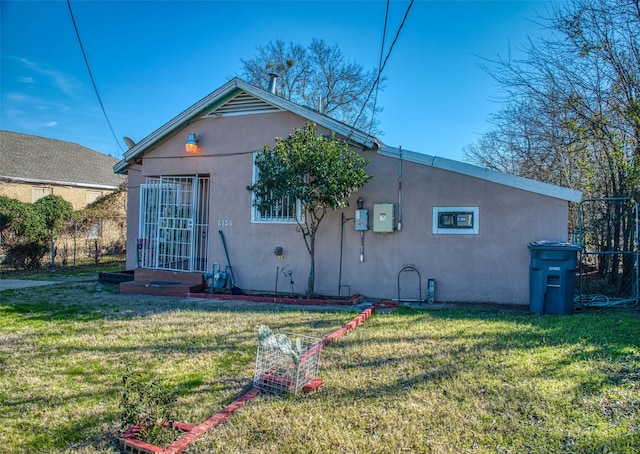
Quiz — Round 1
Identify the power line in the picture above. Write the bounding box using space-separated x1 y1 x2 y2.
351 0 415 143
369 0 391 135
66 0 124 155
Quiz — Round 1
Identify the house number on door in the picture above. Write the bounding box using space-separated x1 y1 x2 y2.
217 219 233 227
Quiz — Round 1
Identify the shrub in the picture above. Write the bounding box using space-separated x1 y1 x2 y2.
120 365 178 447
0 195 72 269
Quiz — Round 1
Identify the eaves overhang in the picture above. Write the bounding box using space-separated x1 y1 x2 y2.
114 78 379 174
378 145 583 203
0 175 121 191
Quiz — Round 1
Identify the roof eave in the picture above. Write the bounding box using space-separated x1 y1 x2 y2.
379 145 583 203
1 175 122 190
115 79 245 174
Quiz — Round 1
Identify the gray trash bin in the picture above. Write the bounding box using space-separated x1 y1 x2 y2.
528 241 580 315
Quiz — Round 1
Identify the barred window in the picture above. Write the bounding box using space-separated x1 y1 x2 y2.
253 193 300 223
251 156 301 224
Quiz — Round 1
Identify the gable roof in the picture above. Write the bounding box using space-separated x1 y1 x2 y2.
1 130 125 189
113 77 582 203
113 77 379 175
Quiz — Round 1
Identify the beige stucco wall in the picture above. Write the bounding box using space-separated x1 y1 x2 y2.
1 181 126 265
0 181 110 210
124 111 572 305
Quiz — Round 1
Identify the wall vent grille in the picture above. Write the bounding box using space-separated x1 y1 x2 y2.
207 91 283 117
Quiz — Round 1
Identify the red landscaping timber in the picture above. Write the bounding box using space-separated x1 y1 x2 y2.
299 342 321 366
162 387 261 454
303 378 324 393
120 422 197 454
121 435 164 454
259 372 294 388
320 306 375 349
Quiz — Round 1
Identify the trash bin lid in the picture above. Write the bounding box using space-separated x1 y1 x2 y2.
528 240 581 250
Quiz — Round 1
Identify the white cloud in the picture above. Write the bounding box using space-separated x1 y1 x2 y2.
4 91 70 112
5 92 28 102
16 57 80 98
18 76 35 84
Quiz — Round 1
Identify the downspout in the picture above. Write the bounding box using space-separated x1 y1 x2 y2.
338 212 353 297
338 212 345 295
397 146 403 231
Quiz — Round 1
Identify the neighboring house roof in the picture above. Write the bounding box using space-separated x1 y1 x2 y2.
114 77 582 203
1 130 125 189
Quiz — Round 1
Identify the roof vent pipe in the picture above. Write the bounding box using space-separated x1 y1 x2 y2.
268 73 278 94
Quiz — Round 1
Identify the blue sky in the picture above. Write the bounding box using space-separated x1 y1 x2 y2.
1 0 557 162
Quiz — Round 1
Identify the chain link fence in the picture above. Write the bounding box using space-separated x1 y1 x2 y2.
54 216 127 267
577 198 639 308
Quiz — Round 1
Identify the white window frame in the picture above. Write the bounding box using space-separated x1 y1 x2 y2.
32 187 52 202
432 206 479 235
250 154 302 224
86 190 103 205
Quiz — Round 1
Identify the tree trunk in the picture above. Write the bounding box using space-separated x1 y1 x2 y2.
307 232 315 298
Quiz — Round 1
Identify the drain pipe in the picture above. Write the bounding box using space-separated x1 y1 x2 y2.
338 212 354 296
274 266 279 297
397 146 403 231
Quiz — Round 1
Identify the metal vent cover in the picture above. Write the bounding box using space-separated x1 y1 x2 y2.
207 91 283 117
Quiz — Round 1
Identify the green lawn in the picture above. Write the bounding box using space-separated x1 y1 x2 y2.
0 277 638 453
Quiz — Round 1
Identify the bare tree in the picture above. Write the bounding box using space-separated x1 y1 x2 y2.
468 0 639 199
466 0 640 297
240 38 382 134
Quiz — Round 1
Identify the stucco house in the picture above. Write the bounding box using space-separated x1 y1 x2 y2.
114 78 582 304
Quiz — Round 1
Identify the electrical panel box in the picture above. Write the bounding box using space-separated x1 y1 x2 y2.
373 203 394 233
355 209 368 231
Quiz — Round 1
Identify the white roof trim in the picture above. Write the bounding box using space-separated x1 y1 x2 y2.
0 175 120 190
378 145 583 203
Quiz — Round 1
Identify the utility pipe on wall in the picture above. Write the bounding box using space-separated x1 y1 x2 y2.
398 146 403 231
338 212 352 296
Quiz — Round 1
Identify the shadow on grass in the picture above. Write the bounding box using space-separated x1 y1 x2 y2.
321 305 640 405
2 281 639 452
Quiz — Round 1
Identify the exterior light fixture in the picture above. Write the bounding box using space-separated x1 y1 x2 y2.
185 132 198 154
357 197 364 209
